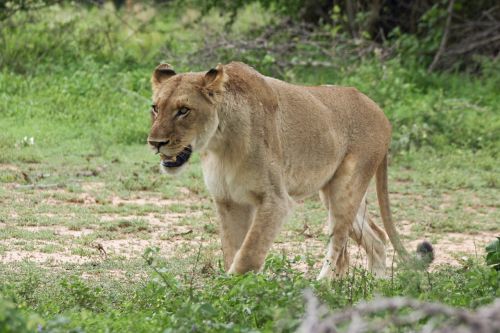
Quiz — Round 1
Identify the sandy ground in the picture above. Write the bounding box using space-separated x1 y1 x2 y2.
0 181 493 275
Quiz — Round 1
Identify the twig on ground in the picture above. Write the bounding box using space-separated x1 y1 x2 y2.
168 229 193 239
297 290 500 333
15 183 65 190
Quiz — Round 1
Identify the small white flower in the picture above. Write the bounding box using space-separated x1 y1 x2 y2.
19 136 35 147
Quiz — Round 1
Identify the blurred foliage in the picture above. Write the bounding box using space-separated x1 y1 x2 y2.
2 0 499 71
193 0 500 71
0 253 498 332
0 296 39 333
486 238 500 271
0 2 498 153
0 0 62 20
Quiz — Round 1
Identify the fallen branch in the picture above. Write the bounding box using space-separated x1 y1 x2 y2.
166 229 193 239
15 183 65 190
179 18 387 76
298 290 500 333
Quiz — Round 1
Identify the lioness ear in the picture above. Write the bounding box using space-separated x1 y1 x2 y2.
152 63 176 89
203 64 226 96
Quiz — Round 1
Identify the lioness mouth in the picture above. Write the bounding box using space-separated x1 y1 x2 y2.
160 145 192 168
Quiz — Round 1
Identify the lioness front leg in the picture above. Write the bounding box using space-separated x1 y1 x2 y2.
215 200 255 270
228 195 290 274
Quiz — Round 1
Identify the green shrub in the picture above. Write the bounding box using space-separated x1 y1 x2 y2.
59 276 105 311
486 237 500 271
1 4 498 154
0 297 39 333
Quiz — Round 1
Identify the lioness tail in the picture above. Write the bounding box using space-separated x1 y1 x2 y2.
375 154 410 259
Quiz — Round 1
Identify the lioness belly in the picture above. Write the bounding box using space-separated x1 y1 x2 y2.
285 153 342 199
268 79 348 198
280 113 345 199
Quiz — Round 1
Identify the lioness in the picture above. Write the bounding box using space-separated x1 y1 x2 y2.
148 61 428 279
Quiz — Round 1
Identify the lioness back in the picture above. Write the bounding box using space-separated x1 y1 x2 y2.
220 63 390 197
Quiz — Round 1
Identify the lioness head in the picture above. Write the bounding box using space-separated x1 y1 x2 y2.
148 63 226 174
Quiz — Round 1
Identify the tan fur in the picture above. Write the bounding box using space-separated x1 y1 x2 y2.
148 61 409 278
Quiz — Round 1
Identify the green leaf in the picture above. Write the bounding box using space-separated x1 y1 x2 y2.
485 237 500 270
485 237 500 252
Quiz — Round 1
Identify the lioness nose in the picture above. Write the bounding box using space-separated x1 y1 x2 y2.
148 139 170 149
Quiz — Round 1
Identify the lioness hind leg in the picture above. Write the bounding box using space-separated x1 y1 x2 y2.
350 192 387 277
215 200 255 270
317 205 350 279
317 156 374 280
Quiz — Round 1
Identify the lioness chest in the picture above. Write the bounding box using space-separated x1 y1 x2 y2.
201 151 258 204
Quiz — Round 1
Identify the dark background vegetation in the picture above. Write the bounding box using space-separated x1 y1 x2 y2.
0 0 499 332
1 0 499 154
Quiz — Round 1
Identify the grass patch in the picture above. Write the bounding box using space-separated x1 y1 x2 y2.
0 254 498 332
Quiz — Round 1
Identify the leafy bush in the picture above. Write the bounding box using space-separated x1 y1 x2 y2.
486 237 500 271
0 4 185 73
59 276 105 311
0 297 39 333
1 252 498 332
1 3 499 155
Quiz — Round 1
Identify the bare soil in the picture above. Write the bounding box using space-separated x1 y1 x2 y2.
0 181 493 273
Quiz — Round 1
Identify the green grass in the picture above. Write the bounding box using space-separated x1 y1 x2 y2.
0 3 499 333
1 255 498 332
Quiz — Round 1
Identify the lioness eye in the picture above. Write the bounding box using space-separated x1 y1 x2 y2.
151 104 158 117
176 107 190 117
